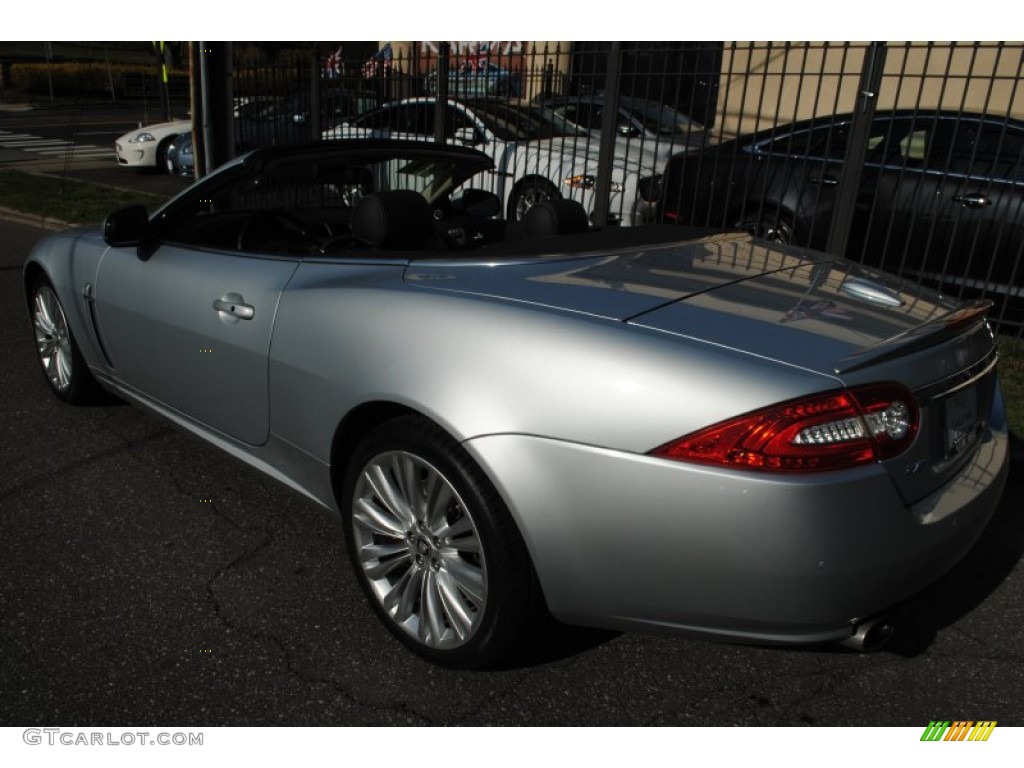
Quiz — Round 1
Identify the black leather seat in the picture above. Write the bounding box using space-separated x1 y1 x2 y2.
523 199 590 238
351 190 434 249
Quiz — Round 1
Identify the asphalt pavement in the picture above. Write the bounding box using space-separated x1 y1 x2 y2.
1 218 1023 727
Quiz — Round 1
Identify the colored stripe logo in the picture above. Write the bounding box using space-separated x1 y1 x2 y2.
920 721 997 741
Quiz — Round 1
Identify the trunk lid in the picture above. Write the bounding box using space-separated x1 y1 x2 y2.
408 232 999 503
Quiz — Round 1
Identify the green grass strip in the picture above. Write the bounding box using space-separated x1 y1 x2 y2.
0 169 168 226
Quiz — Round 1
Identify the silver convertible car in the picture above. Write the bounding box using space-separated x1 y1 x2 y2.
24 141 1009 668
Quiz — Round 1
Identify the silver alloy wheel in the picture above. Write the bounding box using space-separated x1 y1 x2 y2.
513 182 558 220
351 450 488 650
32 285 74 393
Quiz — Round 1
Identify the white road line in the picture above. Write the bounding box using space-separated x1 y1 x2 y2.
0 129 116 161
0 138 109 153
1 141 73 149
37 148 111 157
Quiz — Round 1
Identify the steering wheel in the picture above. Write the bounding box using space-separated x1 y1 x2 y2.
237 210 311 252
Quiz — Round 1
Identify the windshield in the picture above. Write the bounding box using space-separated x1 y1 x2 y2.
468 102 588 142
621 100 704 136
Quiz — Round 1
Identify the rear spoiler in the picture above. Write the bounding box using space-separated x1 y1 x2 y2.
834 300 994 375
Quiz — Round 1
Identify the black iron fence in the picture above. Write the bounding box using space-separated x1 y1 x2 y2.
229 41 1023 333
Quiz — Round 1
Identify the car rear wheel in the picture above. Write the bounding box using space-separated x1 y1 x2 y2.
736 210 795 244
509 178 561 221
29 275 104 404
340 414 535 668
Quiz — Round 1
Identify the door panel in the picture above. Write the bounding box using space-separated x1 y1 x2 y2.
94 244 298 445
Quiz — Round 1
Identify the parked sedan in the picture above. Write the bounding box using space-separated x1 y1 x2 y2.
650 110 1024 323
25 141 1009 668
543 94 707 151
115 119 191 172
324 97 658 225
235 94 350 152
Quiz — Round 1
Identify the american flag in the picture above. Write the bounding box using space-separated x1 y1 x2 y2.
362 43 394 78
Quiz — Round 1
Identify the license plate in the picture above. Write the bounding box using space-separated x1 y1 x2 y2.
944 386 979 457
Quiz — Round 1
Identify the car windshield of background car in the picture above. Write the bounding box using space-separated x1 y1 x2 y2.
471 103 586 142
626 101 704 136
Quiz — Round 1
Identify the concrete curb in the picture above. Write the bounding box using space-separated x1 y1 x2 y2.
0 205 78 231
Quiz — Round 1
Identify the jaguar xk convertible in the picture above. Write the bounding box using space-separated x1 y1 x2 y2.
24 140 1009 668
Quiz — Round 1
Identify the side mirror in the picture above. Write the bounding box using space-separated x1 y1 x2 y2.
103 205 150 247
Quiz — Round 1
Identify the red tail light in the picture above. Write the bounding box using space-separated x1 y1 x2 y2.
651 385 918 473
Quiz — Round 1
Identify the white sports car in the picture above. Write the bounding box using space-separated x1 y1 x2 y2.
324 97 659 226
115 119 191 171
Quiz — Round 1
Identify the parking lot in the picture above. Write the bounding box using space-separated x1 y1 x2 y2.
1 215 1023 727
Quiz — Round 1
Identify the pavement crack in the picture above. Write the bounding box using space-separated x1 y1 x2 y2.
0 427 173 504
203 524 434 725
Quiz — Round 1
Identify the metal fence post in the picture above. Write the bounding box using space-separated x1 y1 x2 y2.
592 41 622 227
309 52 321 143
825 42 887 258
434 42 450 143
199 41 234 173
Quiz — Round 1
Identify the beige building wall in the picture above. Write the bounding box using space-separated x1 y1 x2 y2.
717 41 1024 140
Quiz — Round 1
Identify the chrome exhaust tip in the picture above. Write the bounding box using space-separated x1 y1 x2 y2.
839 615 895 652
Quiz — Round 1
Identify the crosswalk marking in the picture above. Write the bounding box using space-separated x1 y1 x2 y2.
0 129 111 159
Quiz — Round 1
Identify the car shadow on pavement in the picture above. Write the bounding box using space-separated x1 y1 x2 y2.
883 435 1024 657
499 615 620 670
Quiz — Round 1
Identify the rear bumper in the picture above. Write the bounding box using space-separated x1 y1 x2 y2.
465 421 1008 645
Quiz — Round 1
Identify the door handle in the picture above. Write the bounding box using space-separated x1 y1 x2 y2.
213 298 255 320
952 193 991 209
808 175 839 186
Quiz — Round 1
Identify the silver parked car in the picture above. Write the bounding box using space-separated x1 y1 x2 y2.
24 141 1009 668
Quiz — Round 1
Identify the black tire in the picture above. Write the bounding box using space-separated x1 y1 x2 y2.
340 414 535 669
509 177 561 221
28 274 105 405
735 209 795 244
156 136 176 174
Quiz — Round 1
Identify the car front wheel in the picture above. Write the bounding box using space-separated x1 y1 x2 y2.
340 415 535 668
29 275 104 404
156 137 176 174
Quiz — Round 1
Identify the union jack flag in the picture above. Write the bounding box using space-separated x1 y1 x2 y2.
462 43 489 72
323 45 343 78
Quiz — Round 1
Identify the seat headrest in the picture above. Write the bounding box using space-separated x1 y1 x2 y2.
523 199 590 238
351 190 433 249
